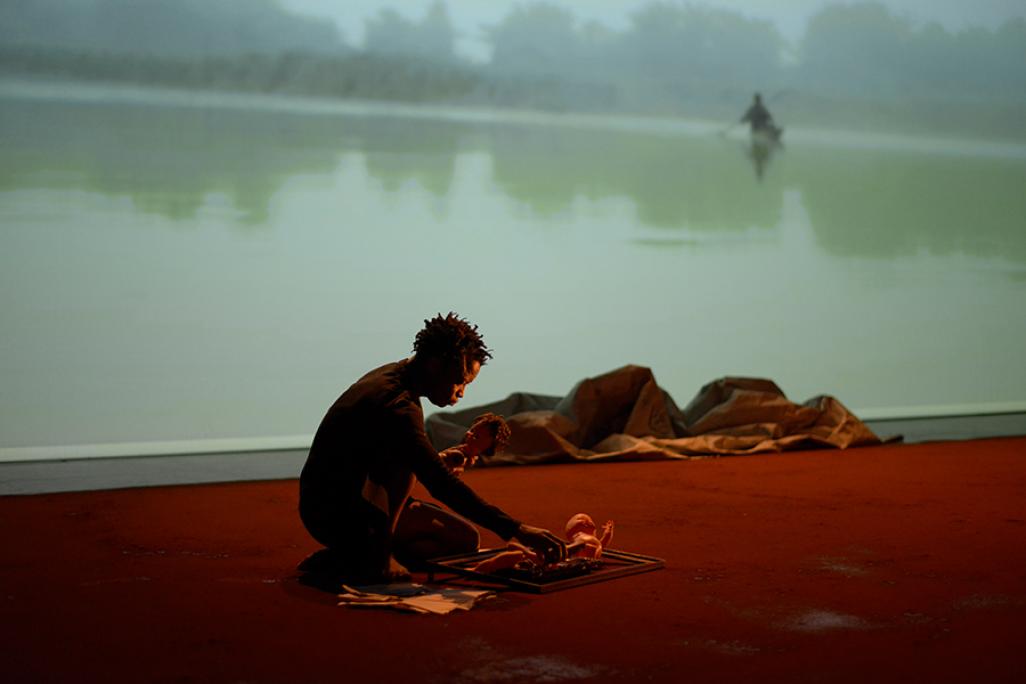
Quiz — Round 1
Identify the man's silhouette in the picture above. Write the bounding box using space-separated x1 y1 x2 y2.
298 312 566 584
740 92 776 135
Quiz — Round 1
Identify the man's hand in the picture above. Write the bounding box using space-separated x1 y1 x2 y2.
439 447 467 475
512 524 567 565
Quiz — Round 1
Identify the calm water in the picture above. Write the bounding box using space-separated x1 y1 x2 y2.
2 81 1025 458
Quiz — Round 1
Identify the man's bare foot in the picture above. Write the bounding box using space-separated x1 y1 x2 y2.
383 556 412 583
339 556 412 585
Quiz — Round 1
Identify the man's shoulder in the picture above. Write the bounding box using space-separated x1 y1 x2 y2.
332 360 419 417
355 359 404 385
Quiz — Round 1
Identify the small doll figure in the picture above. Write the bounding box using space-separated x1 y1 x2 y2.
439 412 511 475
564 513 614 559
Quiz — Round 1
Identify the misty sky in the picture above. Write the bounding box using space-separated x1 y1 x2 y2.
279 0 1026 61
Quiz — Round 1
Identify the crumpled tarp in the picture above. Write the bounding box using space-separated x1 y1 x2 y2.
426 365 886 464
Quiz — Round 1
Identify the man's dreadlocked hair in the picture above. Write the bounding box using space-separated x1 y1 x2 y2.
412 312 492 367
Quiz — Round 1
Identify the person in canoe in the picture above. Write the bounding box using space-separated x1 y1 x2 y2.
740 92 784 145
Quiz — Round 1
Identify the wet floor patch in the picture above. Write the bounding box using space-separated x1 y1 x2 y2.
78 576 152 586
953 594 1021 610
702 639 761 656
817 557 870 577
456 655 605 682
783 609 873 632
901 611 935 625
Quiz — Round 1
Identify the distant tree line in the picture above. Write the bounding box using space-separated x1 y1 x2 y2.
799 4 1026 100
364 2 455 62
0 47 482 103
477 2 1026 103
0 0 343 57
2 0 1024 135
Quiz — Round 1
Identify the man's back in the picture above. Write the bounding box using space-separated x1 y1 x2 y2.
300 360 413 503
298 358 521 544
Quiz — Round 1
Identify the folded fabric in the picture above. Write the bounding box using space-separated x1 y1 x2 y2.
427 366 885 464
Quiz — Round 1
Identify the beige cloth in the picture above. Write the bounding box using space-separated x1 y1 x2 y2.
426 366 885 463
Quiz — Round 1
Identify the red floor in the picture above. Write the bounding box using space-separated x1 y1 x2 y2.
2 437 1025 683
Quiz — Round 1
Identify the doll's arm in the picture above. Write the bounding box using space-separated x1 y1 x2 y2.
599 520 614 547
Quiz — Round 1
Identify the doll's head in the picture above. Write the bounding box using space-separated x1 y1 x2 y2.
462 412 511 457
565 513 597 539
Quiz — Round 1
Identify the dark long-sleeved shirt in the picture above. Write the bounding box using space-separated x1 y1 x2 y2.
299 360 521 543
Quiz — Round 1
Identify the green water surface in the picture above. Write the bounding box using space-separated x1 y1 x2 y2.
2 82 1024 455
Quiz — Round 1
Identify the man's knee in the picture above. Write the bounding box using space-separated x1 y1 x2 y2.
448 516 480 551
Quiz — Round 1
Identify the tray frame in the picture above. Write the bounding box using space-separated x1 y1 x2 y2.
425 547 664 593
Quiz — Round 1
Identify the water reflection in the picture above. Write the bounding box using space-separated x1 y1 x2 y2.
2 92 1025 264
745 133 783 181
0 98 343 225
486 124 784 232
351 117 463 197
794 145 1026 263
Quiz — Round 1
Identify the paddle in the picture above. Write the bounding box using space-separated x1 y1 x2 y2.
717 120 739 138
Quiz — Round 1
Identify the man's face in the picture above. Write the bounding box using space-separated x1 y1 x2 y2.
426 357 481 408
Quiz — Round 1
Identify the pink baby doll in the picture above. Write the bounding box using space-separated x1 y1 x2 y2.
564 513 614 559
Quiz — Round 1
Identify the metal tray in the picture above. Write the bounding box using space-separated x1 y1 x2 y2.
425 547 664 593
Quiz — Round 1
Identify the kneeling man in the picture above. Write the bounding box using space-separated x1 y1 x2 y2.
299 312 565 582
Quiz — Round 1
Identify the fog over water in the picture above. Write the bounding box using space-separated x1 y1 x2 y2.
281 0 1026 60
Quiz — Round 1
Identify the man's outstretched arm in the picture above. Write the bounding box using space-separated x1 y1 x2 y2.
398 409 566 562
511 524 566 564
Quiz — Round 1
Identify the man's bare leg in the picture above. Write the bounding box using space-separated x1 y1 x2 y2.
298 517 413 585
393 499 480 568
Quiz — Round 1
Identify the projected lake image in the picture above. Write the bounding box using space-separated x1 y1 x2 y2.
2 83 1025 456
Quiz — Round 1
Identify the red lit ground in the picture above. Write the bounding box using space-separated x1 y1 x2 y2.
2 437 1024 683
